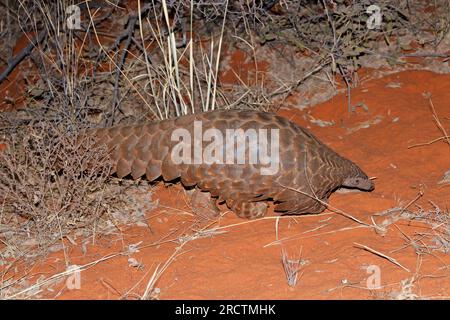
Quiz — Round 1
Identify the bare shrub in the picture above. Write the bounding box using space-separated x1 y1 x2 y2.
0 121 116 254
408 203 450 254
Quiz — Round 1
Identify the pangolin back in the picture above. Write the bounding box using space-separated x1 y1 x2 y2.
81 109 374 218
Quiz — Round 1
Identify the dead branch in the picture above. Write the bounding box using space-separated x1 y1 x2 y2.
0 29 46 85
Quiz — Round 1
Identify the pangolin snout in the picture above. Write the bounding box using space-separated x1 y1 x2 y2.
361 178 375 191
342 176 375 191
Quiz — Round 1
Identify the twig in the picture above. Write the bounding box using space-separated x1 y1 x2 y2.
262 0 280 10
277 183 373 228
5 250 125 299
426 93 450 146
399 190 424 215
131 37 153 65
269 59 331 98
400 52 450 58
408 136 450 149
339 64 352 113
353 242 411 273
85 2 162 120
140 214 228 299
110 14 139 126
264 225 368 247
0 29 46 84
408 94 450 148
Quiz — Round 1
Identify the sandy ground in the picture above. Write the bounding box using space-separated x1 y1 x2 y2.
2 66 449 299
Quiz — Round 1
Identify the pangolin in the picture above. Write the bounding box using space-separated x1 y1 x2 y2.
81 109 374 219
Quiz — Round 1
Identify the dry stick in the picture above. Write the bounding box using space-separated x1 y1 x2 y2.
131 37 154 66
301 149 318 201
210 0 228 111
339 64 352 113
408 136 450 149
136 0 161 119
263 0 280 10
140 212 228 299
158 204 194 216
141 243 191 300
188 1 194 114
110 12 140 126
100 277 123 297
164 4 181 115
353 242 411 273
6 250 124 299
206 213 332 236
122 263 156 299
264 225 367 247
4 0 12 66
85 2 159 120
269 60 330 98
399 190 423 216
322 0 337 50
427 94 450 146
408 94 450 148
0 260 36 294
400 52 450 58
4 229 181 299
0 29 47 84
277 183 373 228
389 224 426 254
371 190 423 234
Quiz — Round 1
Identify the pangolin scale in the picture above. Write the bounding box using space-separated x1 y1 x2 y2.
80 109 374 219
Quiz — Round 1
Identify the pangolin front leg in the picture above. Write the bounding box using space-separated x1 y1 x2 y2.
189 188 221 219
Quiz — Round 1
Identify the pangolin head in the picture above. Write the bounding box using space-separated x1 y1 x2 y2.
341 161 374 191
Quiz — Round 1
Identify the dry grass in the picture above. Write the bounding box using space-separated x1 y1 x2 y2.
0 121 116 256
373 200 450 255
281 247 306 287
406 202 450 254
